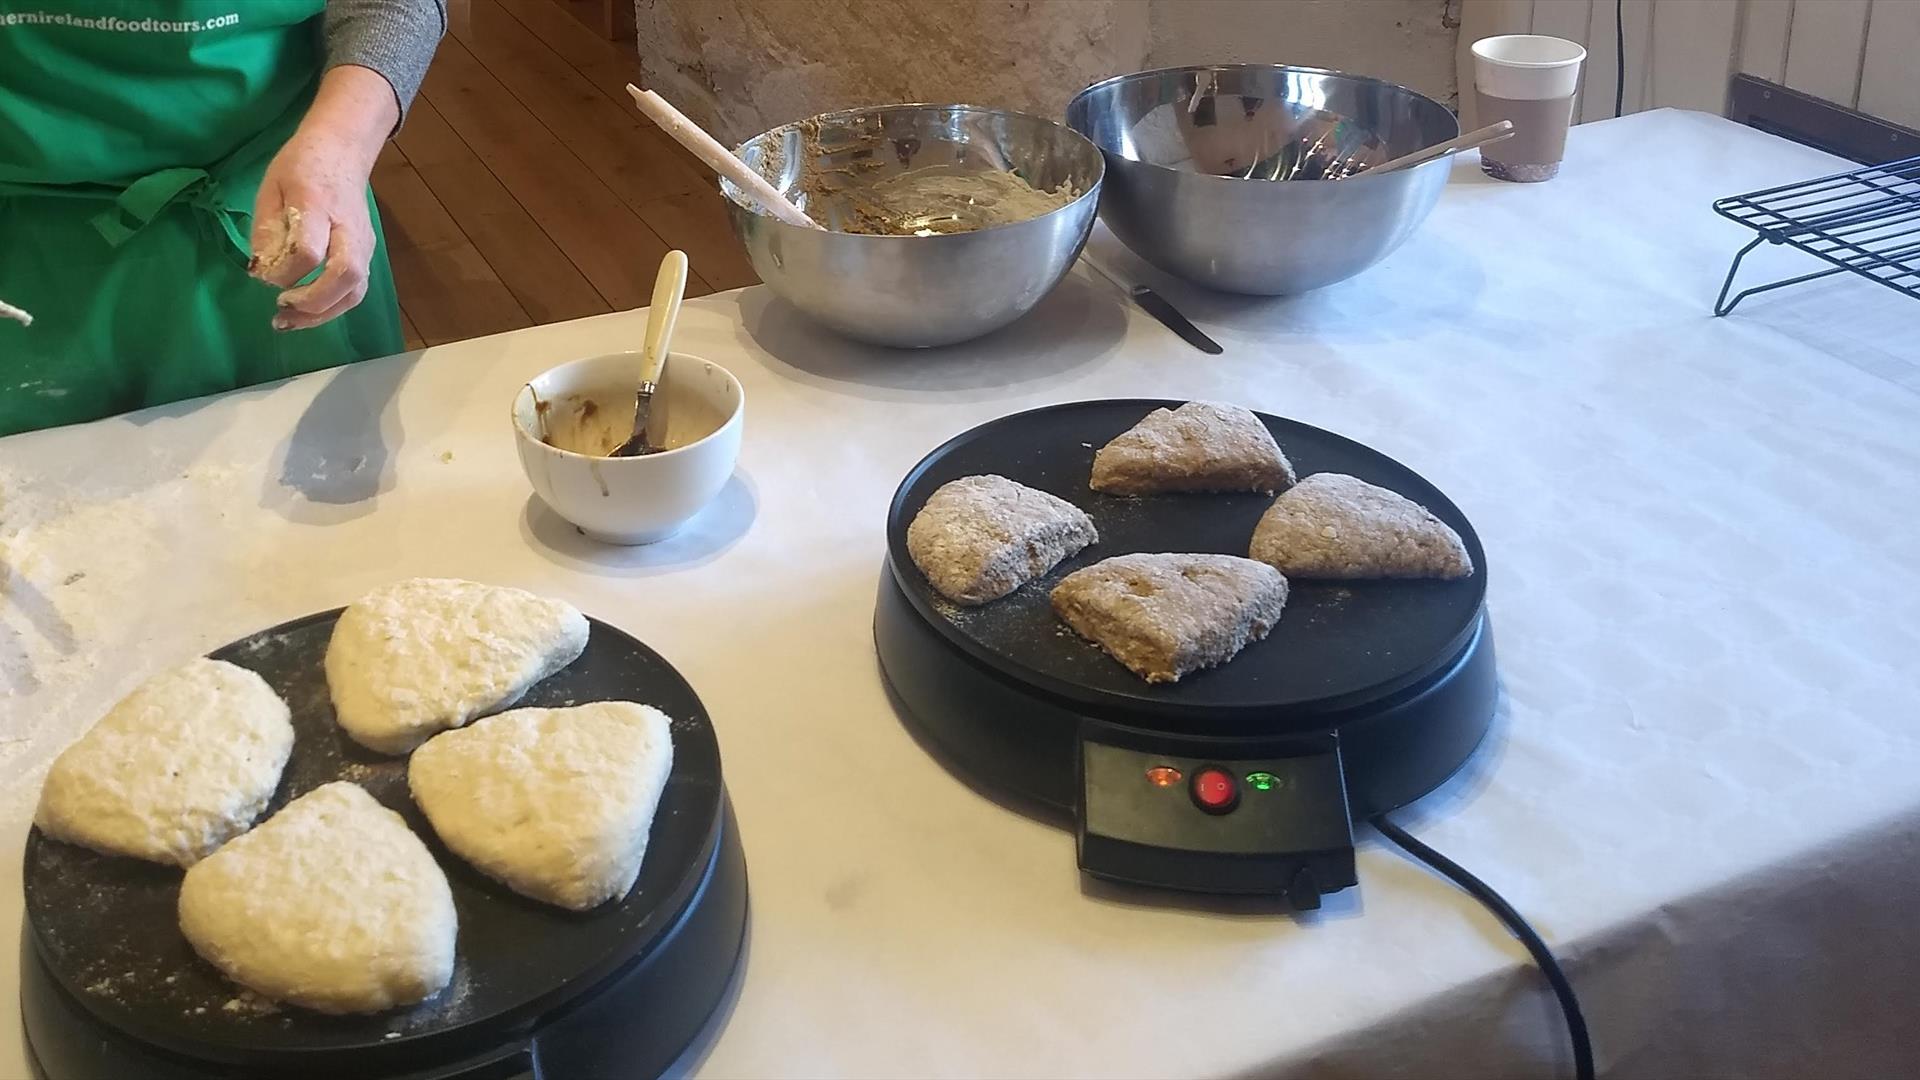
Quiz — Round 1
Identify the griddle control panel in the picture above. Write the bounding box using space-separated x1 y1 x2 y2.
1078 739 1357 909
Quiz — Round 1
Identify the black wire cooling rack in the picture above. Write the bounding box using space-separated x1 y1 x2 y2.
1712 153 1920 316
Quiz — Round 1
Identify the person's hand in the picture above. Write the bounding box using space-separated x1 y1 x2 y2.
250 129 378 330
248 65 399 332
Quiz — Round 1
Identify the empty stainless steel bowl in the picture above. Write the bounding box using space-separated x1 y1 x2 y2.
724 104 1104 348
1066 65 1459 295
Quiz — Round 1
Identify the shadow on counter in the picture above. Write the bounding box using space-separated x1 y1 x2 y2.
735 272 1128 403
261 354 418 525
516 470 759 579
1092 229 1487 346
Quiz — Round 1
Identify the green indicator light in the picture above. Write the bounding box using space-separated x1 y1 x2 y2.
1246 771 1280 792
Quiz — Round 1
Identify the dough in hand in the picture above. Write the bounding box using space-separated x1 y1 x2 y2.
1052 553 1288 683
907 475 1098 605
247 205 302 280
1249 473 1473 579
326 577 590 754
178 782 456 1014
1090 402 1296 495
409 702 674 911
35 658 293 866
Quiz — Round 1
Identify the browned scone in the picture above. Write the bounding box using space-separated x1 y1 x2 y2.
1249 473 1473 579
1090 401 1296 495
907 475 1098 605
1051 553 1288 683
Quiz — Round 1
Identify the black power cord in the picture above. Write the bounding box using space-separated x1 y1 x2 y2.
1371 814 1596 1080
1614 0 1627 118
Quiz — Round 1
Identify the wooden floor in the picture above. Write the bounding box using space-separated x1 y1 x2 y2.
374 0 757 350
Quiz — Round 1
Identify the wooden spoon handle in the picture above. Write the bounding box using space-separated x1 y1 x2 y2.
1365 121 1516 176
626 85 823 230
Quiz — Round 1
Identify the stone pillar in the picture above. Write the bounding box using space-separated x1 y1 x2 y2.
634 0 1152 145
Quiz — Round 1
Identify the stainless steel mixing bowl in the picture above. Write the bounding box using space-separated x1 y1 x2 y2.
724 104 1104 348
1066 65 1459 295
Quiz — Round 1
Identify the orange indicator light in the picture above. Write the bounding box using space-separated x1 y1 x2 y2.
1145 766 1183 787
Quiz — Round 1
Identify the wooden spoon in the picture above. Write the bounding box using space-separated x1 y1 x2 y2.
1358 121 1516 177
625 85 823 230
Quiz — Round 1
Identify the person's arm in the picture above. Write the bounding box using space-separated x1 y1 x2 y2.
250 0 446 331
322 0 447 128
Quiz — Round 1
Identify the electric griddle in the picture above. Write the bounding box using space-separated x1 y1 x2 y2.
21 610 747 1080
875 400 1496 909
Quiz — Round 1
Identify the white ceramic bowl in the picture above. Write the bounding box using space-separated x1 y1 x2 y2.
512 351 744 545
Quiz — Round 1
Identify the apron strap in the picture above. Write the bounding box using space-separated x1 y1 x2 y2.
87 166 253 251
87 166 250 255
90 167 205 245
83 99 300 254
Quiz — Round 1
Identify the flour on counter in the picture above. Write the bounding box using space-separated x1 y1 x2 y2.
0 463 249 805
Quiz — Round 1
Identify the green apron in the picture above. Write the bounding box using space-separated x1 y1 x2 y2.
0 0 403 436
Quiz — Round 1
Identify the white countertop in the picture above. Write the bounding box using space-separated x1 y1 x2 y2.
4 109 1919 1078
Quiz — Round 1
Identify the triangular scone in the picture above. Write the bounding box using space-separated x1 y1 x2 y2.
907 475 1098 605
326 578 590 754
409 702 674 911
35 658 293 866
1052 553 1288 683
1090 402 1296 495
178 783 456 1014
1249 473 1473 579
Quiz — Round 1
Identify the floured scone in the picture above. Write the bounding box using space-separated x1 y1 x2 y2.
35 658 293 866
1090 402 1295 495
178 782 456 1014
410 702 674 911
326 578 590 754
906 475 1098 605
1052 553 1288 683
1249 473 1473 579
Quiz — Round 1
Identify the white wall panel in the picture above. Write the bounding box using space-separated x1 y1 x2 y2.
1459 0 1907 123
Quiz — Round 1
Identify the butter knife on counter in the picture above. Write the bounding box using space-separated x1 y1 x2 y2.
1080 253 1222 355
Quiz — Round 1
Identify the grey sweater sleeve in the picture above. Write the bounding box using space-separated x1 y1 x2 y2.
323 0 447 124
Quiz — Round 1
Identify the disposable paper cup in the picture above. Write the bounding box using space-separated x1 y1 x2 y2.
1471 35 1586 182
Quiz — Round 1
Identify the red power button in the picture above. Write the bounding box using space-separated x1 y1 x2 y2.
1190 766 1239 814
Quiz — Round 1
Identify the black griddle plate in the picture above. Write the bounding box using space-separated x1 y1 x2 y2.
22 610 722 1071
885 400 1487 729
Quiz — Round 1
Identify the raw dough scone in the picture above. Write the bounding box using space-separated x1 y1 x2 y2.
326 578 590 754
178 782 456 1014
1249 473 1473 579
1090 402 1296 495
247 205 303 280
410 702 674 911
1052 553 1289 683
906 475 1098 605
35 658 293 866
